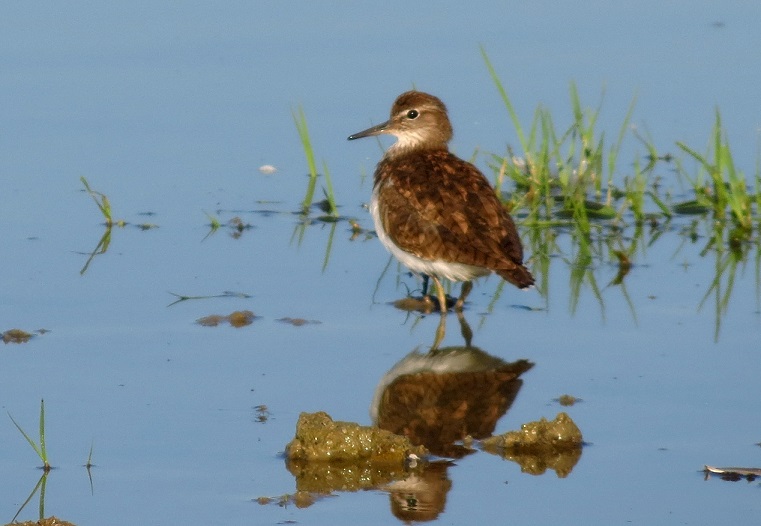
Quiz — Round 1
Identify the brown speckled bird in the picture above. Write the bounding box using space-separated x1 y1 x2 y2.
348 91 533 313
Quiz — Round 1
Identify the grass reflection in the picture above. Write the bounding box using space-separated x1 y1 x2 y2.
78 177 158 275
11 472 48 523
695 220 761 341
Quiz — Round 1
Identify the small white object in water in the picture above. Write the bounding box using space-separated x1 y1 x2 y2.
258 164 277 174
406 452 420 468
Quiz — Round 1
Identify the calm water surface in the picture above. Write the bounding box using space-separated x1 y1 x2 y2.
2 2 760 525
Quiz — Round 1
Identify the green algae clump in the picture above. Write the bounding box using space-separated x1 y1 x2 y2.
482 412 583 477
484 412 582 450
285 411 427 464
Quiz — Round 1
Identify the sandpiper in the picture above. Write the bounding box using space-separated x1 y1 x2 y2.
348 90 533 313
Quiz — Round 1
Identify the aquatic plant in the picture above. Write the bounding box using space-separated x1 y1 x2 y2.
474 47 760 328
482 49 759 237
166 290 252 307
482 47 645 233
79 228 112 275
203 210 222 239
11 472 48 523
79 176 159 275
8 399 50 471
80 176 114 226
676 109 756 231
293 107 337 216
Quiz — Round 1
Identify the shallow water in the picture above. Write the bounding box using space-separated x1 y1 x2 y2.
2 2 761 525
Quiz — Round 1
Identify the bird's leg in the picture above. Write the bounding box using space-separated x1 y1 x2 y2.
421 274 430 296
455 281 473 311
431 275 448 314
455 310 473 347
419 275 436 313
431 311 447 350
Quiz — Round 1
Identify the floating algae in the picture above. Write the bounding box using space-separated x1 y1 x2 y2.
284 412 428 494
482 412 583 477
483 412 582 450
286 411 426 463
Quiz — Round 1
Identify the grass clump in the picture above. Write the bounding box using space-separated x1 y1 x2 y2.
476 47 760 330
481 47 644 234
480 48 759 238
676 109 757 231
81 176 125 227
8 399 51 471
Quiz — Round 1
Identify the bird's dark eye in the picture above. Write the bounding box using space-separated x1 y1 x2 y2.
406 109 419 119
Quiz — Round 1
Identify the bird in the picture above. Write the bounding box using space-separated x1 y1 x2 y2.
348 90 533 313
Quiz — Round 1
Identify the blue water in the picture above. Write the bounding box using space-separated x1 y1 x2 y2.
2 2 760 525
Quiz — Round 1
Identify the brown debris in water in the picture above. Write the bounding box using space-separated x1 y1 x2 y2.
196 310 257 327
5 517 76 526
3 329 34 344
556 394 581 406
704 465 761 481
482 412 583 477
277 317 321 326
254 490 324 509
254 404 270 423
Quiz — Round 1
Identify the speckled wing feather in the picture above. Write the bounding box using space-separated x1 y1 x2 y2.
375 150 534 288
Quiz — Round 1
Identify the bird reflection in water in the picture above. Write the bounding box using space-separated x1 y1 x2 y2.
372 311 532 521
371 311 533 458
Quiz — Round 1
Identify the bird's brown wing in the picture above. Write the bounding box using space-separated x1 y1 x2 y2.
375 150 533 288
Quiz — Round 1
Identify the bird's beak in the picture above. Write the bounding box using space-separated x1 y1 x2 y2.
347 120 390 140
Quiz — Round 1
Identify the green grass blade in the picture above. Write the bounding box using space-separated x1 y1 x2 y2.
293 107 318 179
609 93 637 182
11 473 46 523
480 46 527 152
39 472 47 519
293 106 319 212
676 141 710 171
80 176 113 225
646 191 673 218
322 221 337 272
39 399 47 467
8 411 44 463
